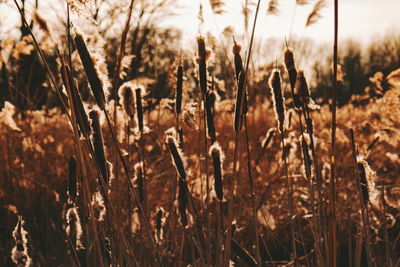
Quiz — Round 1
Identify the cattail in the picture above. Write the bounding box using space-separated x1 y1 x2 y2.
234 71 245 132
232 41 243 81
178 179 188 226
358 162 370 206
205 89 216 143
11 216 32 267
61 65 91 136
295 70 311 106
71 76 91 136
68 155 77 202
134 162 144 203
34 12 49 34
89 110 109 185
300 137 312 179
284 48 301 108
175 65 183 115
232 41 248 116
74 32 106 110
135 88 144 132
284 48 297 90
269 70 285 133
166 129 187 180
66 206 84 250
197 36 207 95
210 142 224 200
155 207 166 242
118 84 134 119
91 191 106 222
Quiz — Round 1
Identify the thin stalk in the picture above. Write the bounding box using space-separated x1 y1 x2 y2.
349 129 374 267
244 117 262 266
103 110 163 266
224 1 261 265
281 132 298 266
329 1 339 266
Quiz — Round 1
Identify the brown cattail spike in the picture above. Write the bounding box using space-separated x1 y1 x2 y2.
75 32 106 110
119 85 134 119
61 65 91 136
197 36 207 95
89 110 109 185
176 65 183 115
134 163 144 203
166 133 187 180
358 162 369 206
34 12 49 34
234 71 246 132
284 48 301 108
232 41 243 81
210 143 224 200
269 70 285 133
135 88 144 132
205 89 216 143
68 155 78 202
178 179 188 226
295 70 311 106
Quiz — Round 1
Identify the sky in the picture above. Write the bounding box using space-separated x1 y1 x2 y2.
162 0 400 46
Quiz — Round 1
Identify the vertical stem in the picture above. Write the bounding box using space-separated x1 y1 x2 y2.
281 132 297 266
329 1 339 266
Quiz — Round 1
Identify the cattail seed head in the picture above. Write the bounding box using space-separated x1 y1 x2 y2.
178 179 188 226
234 71 246 132
135 88 144 132
65 206 84 250
155 207 166 242
134 162 144 203
295 70 311 105
91 191 106 222
74 32 106 110
300 137 312 179
11 216 32 267
358 162 370 206
269 70 285 133
209 142 224 200
34 12 49 34
284 48 301 107
166 129 187 180
205 90 216 143
89 110 109 185
68 155 78 202
175 65 183 115
232 42 243 81
197 36 207 95
118 84 134 119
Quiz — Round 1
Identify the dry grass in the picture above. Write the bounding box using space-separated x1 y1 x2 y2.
0 1 400 266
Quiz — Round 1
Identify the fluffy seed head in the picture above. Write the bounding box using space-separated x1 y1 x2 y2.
269 70 285 133
205 90 216 143
134 162 144 203
166 129 187 180
209 142 224 200
118 84 134 118
75 32 106 110
89 110 109 185
295 70 311 106
11 216 32 267
232 42 243 80
66 206 84 250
